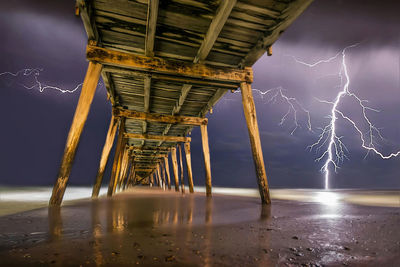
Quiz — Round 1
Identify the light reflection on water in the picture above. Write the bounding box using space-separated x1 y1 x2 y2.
0 186 398 208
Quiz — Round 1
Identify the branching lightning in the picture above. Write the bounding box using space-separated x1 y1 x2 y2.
291 44 400 189
235 87 312 135
0 68 83 93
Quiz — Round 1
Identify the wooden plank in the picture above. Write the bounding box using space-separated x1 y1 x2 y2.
164 156 171 190
114 108 208 125
178 144 185 193
92 115 118 198
107 118 125 196
117 147 129 191
194 0 237 63
200 124 212 196
184 142 194 193
171 147 179 192
239 0 313 67
145 0 159 57
49 62 102 206
131 146 170 151
124 133 190 142
86 45 253 84
240 82 271 204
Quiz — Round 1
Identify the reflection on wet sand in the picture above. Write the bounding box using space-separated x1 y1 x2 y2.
1 188 398 266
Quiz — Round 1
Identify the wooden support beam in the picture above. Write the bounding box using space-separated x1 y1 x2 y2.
158 0 236 144
86 45 253 84
76 0 98 41
142 75 151 134
92 115 118 198
193 0 237 64
145 0 159 57
164 156 171 190
178 144 185 193
160 160 166 190
49 62 102 206
200 124 212 197
124 133 190 143
103 66 238 89
114 108 207 126
240 82 271 204
119 148 131 191
107 118 125 196
131 146 170 152
171 147 179 192
184 142 194 193
116 145 128 192
156 165 162 188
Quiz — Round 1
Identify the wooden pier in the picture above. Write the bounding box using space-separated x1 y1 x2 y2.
50 0 312 206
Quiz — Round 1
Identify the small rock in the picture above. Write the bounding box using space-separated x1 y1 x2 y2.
344 246 351 251
111 251 120 256
165 255 176 262
292 236 299 240
295 252 304 257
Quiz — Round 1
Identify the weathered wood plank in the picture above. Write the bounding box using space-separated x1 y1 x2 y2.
86 45 253 83
240 82 271 204
239 0 313 67
114 108 208 125
92 115 118 198
200 124 212 196
49 62 102 206
124 133 190 142
145 0 159 57
194 0 237 63
184 142 194 193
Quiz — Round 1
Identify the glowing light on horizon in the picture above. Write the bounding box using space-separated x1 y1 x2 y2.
0 68 83 93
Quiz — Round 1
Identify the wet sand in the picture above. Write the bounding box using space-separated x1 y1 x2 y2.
0 188 399 266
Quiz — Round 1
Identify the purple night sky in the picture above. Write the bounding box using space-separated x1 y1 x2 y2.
1 0 399 189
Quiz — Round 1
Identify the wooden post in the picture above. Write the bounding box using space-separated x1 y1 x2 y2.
178 144 185 193
156 165 162 188
107 118 125 196
113 140 127 194
49 61 102 206
160 159 166 190
240 82 271 204
92 115 118 198
200 124 212 196
184 142 194 193
150 172 154 187
171 147 179 191
164 156 171 190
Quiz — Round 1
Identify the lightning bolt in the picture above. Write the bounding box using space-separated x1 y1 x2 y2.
235 87 312 135
293 44 400 189
0 68 83 93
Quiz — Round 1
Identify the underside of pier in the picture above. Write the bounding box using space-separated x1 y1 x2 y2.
50 0 313 206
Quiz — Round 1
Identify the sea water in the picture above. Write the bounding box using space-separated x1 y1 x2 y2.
0 186 398 216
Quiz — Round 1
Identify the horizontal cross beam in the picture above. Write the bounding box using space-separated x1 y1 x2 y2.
125 133 190 143
135 168 154 172
86 45 253 84
114 108 207 126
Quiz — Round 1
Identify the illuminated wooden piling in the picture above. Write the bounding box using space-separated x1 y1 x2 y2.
171 147 179 191
240 82 271 204
92 115 118 198
200 124 212 197
49 61 102 206
184 142 194 193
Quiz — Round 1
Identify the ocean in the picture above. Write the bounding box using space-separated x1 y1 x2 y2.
0 186 398 216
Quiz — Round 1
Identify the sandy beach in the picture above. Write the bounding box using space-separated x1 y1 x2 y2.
0 188 399 266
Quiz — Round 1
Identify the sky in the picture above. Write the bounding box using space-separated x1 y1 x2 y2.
0 0 399 189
